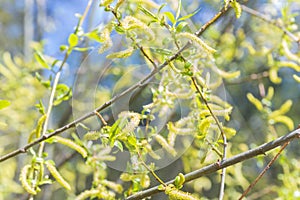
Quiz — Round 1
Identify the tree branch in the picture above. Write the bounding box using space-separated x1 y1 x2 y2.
125 128 300 200
238 140 291 199
0 1 231 163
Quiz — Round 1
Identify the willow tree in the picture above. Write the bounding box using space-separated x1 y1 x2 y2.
1 0 300 199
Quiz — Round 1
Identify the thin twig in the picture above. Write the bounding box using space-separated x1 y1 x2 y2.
125 128 300 200
30 1 94 195
190 77 227 200
205 138 223 158
225 71 269 85
0 0 230 163
94 110 107 126
136 150 166 187
38 0 94 157
241 5 300 44
238 140 292 200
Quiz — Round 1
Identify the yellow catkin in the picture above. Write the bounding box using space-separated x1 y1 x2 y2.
98 28 113 54
198 116 214 135
230 0 242 18
75 189 100 200
223 126 237 137
211 65 240 79
19 164 37 195
165 186 199 200
28 114 47 142
53 136 88 158
269 100 292 119
167 130 177 147
271 115 294 131
269 68 282 84
145 142 161 159
265 87 274 101
35 114 47 138
155 134 177 156
178 32 216 54
277 61 300 72
106 47 135 59
282 40 300 64
84 131 101 141
100 180 123 193
293 74 300 83
247 93 263 111
119 112 140 134
122 16 154 40
45 160 71 191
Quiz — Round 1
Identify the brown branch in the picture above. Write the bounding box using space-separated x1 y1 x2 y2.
241 5 300 44
125 128 300 200
225 71 269 85
238 140 292 199
0 1 230 163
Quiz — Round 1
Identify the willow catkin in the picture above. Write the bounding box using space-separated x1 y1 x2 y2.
177 32 216 54
155 134 177 156
19 164 37 195
45 160 71 191
165 186 200 200
52 136 88 158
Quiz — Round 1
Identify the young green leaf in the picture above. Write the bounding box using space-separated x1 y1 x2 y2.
176 21 188 32
174 173 185 188
164 11 176 24
138 5 157 19
54 84 72 106
175 0 182 20
68 33 78 48
0 100 10 110
34 51 50 69
99 0 114 7
73 47 93 52
178 8 201 22
35 100 46 115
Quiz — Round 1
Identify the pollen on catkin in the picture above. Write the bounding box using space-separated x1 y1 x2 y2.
122 16 154 40
177 32 216 54
52 136 88 158
19 164 37 195
45 160 71 191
